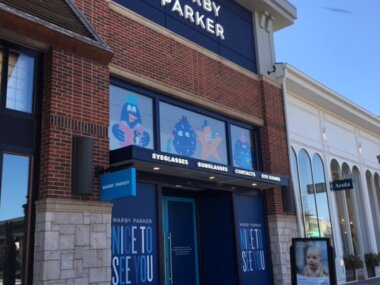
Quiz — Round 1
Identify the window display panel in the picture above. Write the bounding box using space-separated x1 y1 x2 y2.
0 49 3 88
160 102 227 164
311 154 332 238
6 51 35 113
109 85 154 150
298 150 319 237
230 125 254 170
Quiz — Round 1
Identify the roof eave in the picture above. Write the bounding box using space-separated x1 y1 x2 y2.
0 3 113 64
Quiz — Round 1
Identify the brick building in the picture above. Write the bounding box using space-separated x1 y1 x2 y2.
0 0 297 284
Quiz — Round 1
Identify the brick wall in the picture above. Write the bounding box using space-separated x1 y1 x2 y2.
39 48 109 200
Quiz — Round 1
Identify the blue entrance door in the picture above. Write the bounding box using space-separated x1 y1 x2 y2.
162 197 200 285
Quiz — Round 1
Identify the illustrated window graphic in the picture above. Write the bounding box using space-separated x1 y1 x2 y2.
109 85 154 150
231 125 254 170
160 102 227 164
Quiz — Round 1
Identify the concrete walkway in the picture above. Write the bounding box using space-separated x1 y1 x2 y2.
349 277 380 284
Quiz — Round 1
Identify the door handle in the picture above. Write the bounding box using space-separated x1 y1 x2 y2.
168 232 174 284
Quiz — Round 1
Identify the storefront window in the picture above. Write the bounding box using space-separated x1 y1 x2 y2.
230 125 254 170
331 160 350 257
298 149 318 237
0 49 3 88
374 173 380 250
311 154 332 238
6 51 35 113
160 102 227 165
342 164 360 256
109 85 154 150
0 153 31 283
290 148 302 227
365 171 380 252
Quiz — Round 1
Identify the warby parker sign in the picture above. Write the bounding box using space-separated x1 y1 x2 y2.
161 0 225 39
114 0 257 72
100 168 137 201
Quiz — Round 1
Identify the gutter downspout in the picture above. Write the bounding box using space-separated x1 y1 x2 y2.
277 63 304 237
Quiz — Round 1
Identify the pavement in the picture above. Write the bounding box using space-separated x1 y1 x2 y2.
349 278 380 284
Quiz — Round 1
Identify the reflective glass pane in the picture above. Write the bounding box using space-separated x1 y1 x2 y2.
160 102 227 164
291 148 304 230
312 154 332 238
342 164 359 255
109 85 154 150
0 49 3 88
231 125 254 170
6 52 35 113
298 150 318 237
0 154 30 282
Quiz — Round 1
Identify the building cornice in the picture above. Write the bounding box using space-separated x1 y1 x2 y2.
236 0 297 31
277 63 380 136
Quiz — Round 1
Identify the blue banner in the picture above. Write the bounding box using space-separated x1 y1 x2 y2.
233 193 271 285
111 183 159 285
100 168 136 201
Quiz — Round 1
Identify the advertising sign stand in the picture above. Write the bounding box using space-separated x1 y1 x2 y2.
290 238 337 285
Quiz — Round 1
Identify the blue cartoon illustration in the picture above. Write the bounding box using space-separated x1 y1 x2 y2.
196 120 223 161
112 95 150 148
233 131 253 169
166 116 196 156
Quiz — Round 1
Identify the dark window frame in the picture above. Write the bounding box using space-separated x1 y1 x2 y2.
0 39 42 285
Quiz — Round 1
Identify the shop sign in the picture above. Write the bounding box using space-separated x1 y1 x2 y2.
234 168 256 177
100 168 136 201
196 161 228 172
161 0 225 39
329 179 353 191
113 0 257 72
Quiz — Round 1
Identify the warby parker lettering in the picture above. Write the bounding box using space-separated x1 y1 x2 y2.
161 0 225 40
239 227 266 272
112 225 154 284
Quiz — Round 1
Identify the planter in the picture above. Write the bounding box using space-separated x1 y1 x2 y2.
375 266 380 277
367 266 375 278
346 268 356 282
355 268 365 281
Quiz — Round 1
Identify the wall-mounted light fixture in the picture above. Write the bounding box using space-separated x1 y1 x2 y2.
358 143 363 155
322 128 327 142
377 154 380 164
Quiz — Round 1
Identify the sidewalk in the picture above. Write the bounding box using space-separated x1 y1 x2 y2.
349 277 380 284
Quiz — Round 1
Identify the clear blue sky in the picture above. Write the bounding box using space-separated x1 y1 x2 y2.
275 0 380 116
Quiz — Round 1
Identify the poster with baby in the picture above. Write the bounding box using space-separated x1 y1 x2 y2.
290 238 337 285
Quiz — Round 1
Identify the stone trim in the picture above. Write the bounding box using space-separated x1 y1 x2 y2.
36 198 112 214
267 214 298 285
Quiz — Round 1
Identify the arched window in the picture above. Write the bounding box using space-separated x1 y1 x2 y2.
352 167 369 255
296 150 332 238
290 148 302 228
331 160 351 256
342 164 360 256
375 173 380 217
298 149 318 237
367 172 380 250
312 154 332 238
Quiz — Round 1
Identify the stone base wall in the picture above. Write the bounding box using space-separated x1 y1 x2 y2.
33 199 112 285
268 214 298 285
